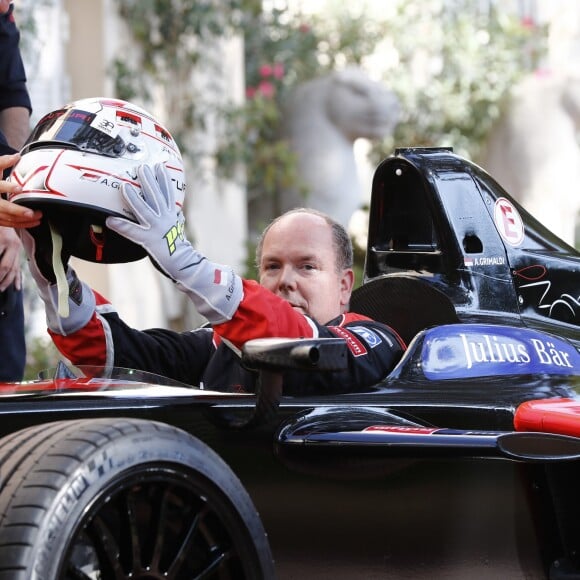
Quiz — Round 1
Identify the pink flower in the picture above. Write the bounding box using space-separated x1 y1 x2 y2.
521 16 535 29
258 81 275 98
299 24 310 33
272 63 285 79
246 86 257 99
259 64 273 78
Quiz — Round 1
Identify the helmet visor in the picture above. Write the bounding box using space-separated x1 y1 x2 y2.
24 108 126 157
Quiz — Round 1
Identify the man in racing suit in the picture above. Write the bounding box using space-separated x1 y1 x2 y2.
7 163 406 395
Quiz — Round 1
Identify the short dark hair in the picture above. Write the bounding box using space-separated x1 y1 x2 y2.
255 208 353 272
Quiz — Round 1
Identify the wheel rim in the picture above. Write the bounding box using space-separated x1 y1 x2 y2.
60 465 257 580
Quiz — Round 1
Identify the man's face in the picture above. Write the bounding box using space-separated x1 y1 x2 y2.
259 212 354 324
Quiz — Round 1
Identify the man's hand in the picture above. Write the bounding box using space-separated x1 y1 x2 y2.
107 164 243 324
0 197 41 228
0 153 43 228
0 225 21 291
106 163 189 282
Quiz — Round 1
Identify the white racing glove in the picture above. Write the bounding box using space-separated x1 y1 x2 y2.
20 221 96 335
106 164 243 325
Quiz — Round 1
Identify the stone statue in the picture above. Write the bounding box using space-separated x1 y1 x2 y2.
248 67 400 235
482 70 580 247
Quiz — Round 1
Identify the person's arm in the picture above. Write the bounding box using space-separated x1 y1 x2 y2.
106 164 319 340
0 223 21 290
107 164 244 325
0 0 31 153
107 165 326 339
20 188 219 377
19 215 141 370
0 4 34 295
0 1 32 154
0 106 29 151
17 191 212 383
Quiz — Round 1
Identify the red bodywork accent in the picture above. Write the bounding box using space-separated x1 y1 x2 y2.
363 426 438 435
514 398 580 437
0 378 106 395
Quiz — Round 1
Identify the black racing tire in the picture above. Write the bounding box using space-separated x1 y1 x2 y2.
0 418 275 579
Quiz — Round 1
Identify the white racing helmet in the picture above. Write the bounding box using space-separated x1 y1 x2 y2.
9 97 185 263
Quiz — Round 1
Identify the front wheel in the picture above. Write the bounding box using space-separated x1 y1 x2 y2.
0 418 275 579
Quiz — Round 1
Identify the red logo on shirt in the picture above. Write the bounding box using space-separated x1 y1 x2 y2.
328 326 367 357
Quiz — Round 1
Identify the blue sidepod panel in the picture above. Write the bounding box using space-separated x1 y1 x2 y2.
418 324 579 380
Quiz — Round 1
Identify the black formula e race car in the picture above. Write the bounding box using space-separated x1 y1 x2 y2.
0 147 577 580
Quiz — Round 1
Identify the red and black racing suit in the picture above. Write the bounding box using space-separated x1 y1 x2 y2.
51 279 406 395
